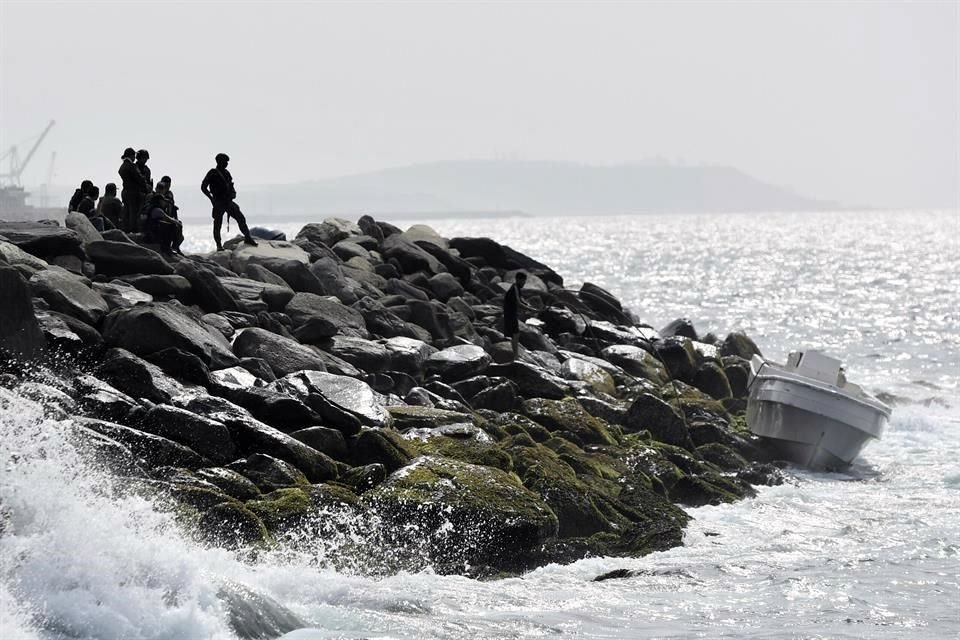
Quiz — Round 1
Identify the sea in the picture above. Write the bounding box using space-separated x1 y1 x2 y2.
2 210 958 639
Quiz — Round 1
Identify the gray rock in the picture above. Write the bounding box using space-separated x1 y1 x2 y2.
624 393 692 448
86 240 174 276
382 336 437 374
0 221 82 257
284 292 368 338
427 272 464 302
254 257 325 294
74 374 140 423
487 361 568 400
64 211 104 245
321 336 391 372
95 347 197 404
352 296 418 339
141 404 236 463
208 410 338 482
229 239 310 272
118 274 192 297
601 344 666 383
28 269 107 326
78 417 208 469
209 365 262 390
289 426 348 461
425 344 491 381
660 317 698 340
0 240 49 270
280 370 392 428
195 467 261 501
92 281 154 309
102 301 238 368
219 276 294 311
175 260 241 313
381 234 446 276
332 240 370 262
233 327 327 377
226 454 308 492
308 257 359 303
0 266 46 358
297 218 360 247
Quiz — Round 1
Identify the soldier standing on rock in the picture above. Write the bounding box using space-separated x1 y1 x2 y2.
201 153 258 252
118 147 146 232
504 272 534 360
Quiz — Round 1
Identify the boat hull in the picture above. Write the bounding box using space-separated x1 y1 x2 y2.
747 364 889 470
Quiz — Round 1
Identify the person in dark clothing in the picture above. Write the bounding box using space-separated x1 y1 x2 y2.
157 175 179 219
68 180 93 212
143 185 182 255
201 153 257 252
96 183 123 230
503 272 534 360
118 147 146 232
76 185 98 217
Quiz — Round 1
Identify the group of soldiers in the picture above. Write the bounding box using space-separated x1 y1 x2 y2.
67 149 259 255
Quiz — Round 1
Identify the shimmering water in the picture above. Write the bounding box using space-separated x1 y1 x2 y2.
4 210 959 639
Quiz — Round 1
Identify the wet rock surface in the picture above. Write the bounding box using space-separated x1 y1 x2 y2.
1 214 773 576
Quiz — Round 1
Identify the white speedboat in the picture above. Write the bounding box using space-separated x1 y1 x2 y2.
746 350 890 470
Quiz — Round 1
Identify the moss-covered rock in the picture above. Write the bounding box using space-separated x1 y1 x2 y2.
338 463 387 493
349 428 416 472
719 332 762 360
197 502 271 548
362 455 558 573
624 393 692 449
696 442 748 471
386 405 476 431
522 397 617 446
245 487 313 533
408 434 514 472
691 362 732 400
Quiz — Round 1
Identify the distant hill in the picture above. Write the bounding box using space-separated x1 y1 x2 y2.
239 160 835 220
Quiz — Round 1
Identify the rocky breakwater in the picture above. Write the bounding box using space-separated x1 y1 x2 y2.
0 214 780 576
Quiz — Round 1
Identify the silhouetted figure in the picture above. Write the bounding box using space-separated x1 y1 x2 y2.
157 175 179 220
201 153 257 252
97 183 123 230
503 272 533 360
119 147 147 232
144 184 182 255
68 180 93 212
76 185 98 217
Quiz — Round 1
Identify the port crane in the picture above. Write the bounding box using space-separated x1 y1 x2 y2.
0 120 56 187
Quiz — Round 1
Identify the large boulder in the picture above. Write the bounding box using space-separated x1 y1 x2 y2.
29 269 109 326
522 397 616 446
487 361 568 400
138 404 236 463
278 370 392 428
219 276 294 311
92 281 154 309
229 240 310 273
363 456 558 573
0 240 49 271
381 234 446 276
64 211 104 245
253 258 325 294
353 297 418 339
381 336 437 374
117 274 192 298
95 348 196 404
719 332 762 360
233 328 327 378
625 393 692 449
424 345 491 381
0 266 46 358
601 345 666 384
284 292 368 338
0 221 82 257
174 261 241 313
448 236 562 286
321 336 391 372
296 218 360 247
86 240 174 276
203 406 339 482
102 302 238 369
78 418 207 469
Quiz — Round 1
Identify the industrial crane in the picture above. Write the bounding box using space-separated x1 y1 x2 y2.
0 120 56 187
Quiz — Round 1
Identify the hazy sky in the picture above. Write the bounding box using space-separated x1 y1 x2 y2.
1 1 957 208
